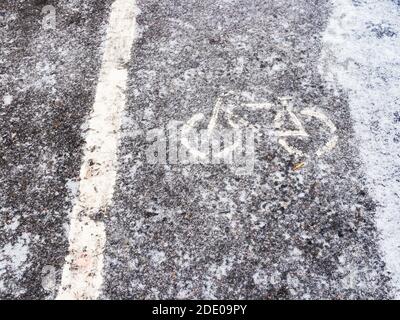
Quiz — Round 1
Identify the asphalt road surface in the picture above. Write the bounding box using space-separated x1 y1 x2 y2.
0 0 399 299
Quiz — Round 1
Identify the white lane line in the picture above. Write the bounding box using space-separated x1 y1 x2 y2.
57 0 138 300
320 0 400 297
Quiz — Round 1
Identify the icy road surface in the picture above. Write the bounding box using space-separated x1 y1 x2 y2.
0 0 399 299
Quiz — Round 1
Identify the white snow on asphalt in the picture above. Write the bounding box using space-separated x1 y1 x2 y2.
2 94 13 106
320 0 400 298
57 0 138 299
0 233 31 295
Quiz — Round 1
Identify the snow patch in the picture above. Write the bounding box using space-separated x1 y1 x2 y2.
149 250 166 266
0 233 31 295
320 0 400 298
2 94 13 106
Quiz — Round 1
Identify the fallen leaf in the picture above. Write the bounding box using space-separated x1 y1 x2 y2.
292 162 305 171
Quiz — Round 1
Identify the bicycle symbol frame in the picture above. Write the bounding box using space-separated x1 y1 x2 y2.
181 93 338 159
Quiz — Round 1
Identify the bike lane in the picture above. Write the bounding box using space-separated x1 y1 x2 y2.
102 0 393 299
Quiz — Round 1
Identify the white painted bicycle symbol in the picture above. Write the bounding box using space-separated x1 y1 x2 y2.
181 93 338 159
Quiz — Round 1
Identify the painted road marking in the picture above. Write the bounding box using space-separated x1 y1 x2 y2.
274 98 337 157
300 108 338 157
182 95 337 160
56 0 138 300
182 98 243 160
